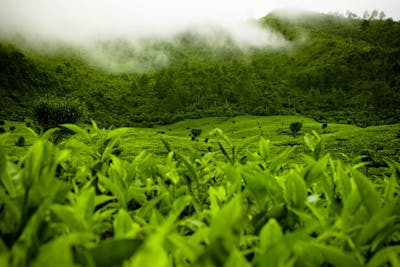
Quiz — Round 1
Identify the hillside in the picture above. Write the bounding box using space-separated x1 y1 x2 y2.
0 11 399 127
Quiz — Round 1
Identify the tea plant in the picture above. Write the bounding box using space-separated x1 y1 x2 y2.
1 125 400 267
290 121 303 138
14 136 25 147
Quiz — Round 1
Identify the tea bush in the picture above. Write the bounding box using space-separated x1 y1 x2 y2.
289 121 303 137
191 128 202 140
33 95 88 142
1 125 400 267
15 135 25 147
33 95 88 131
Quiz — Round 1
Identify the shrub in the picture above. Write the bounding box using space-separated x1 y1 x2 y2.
0 120 5 126
0 127 5 134
290 121 303 137
33 95 88 131
9 126 16 132
191 129 202 140
15 136 25 147
322 123 328 133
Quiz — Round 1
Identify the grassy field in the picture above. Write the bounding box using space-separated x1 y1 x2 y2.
1 115 400 175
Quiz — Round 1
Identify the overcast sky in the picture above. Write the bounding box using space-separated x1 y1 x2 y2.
0 0 398 42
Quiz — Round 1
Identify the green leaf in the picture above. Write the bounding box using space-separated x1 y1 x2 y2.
41 128 60 141
386 159 400 181
90 119 100 133
210 195 244 241
51 204 87 232
342 179 362 216
258 137 270 160
61 123 90 141
218 141 232 164
219 164 242 197
285 172 307 210
304 131 325 160
98 173 127 209
303 155 329 186
0 252 10 267
89 238 143 267
168 233 199 263
366 246 400 267
75 187 95 223
0 160 16 198
24 140 45 185
127 228 169 267
160 137 172 153
308 244 362 267
30 236 75 267
356 202 397 247
352 170 380 218
269 146 296 174
170 195 192 221
304 132 319 152
259 218 283 251
224 248 251 267
94 194 116 207
242 169 269 210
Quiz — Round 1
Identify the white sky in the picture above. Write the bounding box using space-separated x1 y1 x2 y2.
0 0 399 48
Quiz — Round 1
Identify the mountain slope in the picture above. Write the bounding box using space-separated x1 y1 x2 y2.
0 11 399 127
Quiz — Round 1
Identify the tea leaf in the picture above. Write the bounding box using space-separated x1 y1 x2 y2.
258 137 270 160
259 218 283 251
352 170 380 217
285 172 307 210
90 238 143 267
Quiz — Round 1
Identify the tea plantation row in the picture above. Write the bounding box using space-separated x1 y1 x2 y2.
1 121 400 266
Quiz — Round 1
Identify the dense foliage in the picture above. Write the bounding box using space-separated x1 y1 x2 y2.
33 95 88 131
1 124 400 266
0 11 399 127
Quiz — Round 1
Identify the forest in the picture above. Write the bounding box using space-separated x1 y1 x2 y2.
0 10 399 128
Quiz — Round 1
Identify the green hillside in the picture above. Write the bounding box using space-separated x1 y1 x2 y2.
0 11 399 127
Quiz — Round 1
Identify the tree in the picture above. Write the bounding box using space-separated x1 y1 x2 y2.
290 122 303 138
345 10 357 19
363 10 370 20
370 10 379 20
191 129 202 140
379 11 386 20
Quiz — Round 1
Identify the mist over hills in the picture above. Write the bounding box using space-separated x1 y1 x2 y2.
0 10 399 127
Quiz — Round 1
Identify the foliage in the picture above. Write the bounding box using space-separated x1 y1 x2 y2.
1 124 400 266
191 129 202 140
33 95 88 131
1 11 400 127
14 136 25 147
290 121 303 137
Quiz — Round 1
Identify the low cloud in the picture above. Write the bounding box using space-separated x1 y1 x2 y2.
0 0 288 72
